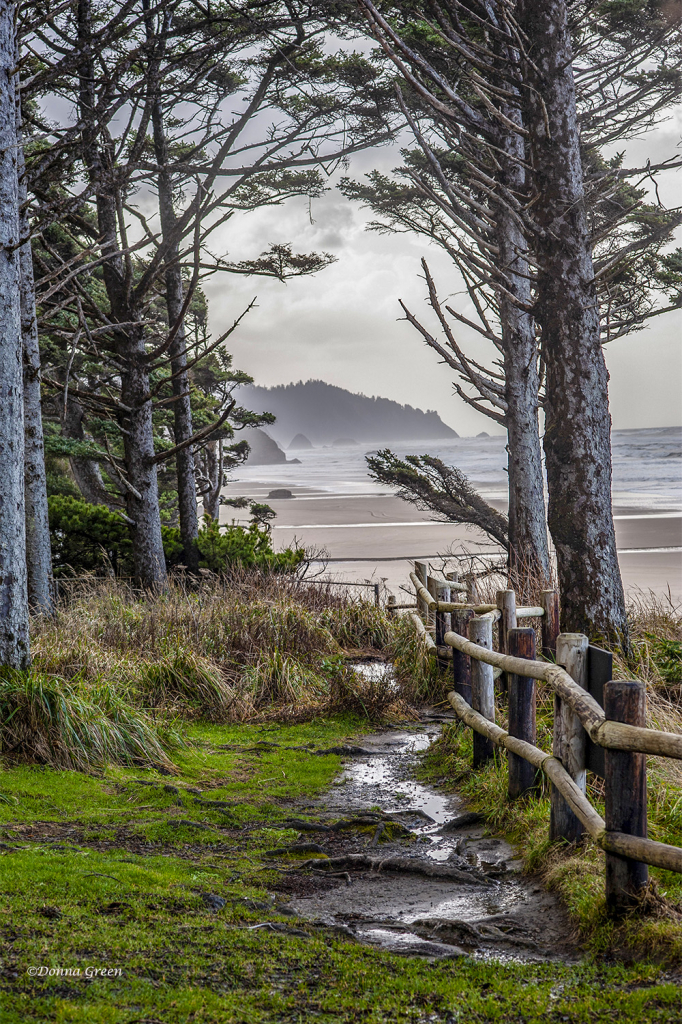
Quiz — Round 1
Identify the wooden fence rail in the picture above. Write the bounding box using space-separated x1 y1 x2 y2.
403 563 682 913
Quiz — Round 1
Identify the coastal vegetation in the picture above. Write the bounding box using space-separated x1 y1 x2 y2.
0 1 680 1020
0 578 681 1020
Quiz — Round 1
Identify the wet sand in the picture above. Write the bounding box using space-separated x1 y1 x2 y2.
221 481 682 601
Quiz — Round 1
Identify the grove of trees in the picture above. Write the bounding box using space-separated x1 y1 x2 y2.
0 0 679 666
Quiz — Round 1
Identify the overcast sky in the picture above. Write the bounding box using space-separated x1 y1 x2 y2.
203 108 682 437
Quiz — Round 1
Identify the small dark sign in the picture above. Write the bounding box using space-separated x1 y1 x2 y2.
585 645 612 779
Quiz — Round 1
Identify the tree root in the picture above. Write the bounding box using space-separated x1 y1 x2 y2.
293 853 490 884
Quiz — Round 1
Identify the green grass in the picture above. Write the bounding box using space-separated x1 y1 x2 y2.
0 717 680 1021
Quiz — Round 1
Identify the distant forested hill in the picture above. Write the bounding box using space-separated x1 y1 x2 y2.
240 380 458 447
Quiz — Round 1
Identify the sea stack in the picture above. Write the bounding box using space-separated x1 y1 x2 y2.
245 428 287 465
289 433 313 450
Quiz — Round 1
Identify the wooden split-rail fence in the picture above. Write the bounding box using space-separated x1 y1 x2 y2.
402 561 682 915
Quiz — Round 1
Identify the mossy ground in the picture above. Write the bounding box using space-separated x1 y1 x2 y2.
0 717 681 1023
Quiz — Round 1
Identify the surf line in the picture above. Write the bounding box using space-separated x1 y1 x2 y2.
274 514 682 530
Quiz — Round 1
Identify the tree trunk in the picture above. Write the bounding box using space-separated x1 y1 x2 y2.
152 98 199 572
0 1 29 666
495 112 550 593
118 329 168 589
203 441 222 520
77 0 166 590
60 396 115 507
17 113 53 615
518 0 628 643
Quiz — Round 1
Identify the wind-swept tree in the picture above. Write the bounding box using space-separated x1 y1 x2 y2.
351 2 551 587
353 0 681 639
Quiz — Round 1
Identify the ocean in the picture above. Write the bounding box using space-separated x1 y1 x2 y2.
233 426 682 513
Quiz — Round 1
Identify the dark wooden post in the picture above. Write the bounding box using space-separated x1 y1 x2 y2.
451 608 474 705
373 583 380 607
386 595 396 617
507 628 537 798
604 680 648 915
585 645 613 779
550 633 589 843
426 573 439 631
540 590 560 658
470 616 495 768
496 589 517 693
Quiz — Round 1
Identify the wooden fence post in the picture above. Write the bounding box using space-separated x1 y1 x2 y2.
507 627 537 798
604 680 648 915
426 574 440 631
550 633 589 843
540 590 560 658
451 608 475 705
435 582 451 669
387 595 396 617
496 589 517 692
414 561 429 621
469 616 495 768
373 583 381 607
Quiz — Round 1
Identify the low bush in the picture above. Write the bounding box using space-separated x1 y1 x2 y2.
48 495 134 576
193 516 305 573
48 496 305 577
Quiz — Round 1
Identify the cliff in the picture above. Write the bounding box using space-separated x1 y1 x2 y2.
240 380 458 448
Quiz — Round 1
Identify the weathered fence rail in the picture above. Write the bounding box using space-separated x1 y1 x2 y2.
402 562 682 913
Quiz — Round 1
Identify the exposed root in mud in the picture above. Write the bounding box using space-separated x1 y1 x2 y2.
265 712 582 962
290 853 490 885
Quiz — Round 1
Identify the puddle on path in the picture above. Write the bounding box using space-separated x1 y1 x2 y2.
286 670 579 962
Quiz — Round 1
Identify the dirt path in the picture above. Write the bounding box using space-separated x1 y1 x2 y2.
279 714 579 962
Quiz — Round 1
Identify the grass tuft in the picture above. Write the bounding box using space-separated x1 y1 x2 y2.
138 650 242 720
0 668 177 772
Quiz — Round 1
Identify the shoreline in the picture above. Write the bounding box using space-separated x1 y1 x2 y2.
220 479 682 602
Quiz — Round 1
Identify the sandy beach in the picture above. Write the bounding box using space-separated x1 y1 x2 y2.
222 480 682 603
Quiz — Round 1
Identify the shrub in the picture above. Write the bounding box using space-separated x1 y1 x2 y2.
48 497 304 577
48 495 134 577
193 516 305 573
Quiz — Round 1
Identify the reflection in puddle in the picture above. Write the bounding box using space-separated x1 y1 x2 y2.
339 727 512 870
288 680 577 963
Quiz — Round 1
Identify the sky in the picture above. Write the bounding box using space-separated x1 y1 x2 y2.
204 106 682 438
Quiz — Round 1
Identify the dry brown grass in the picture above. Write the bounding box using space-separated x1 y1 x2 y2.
30 572 426 727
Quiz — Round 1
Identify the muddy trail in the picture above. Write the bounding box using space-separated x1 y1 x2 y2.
272 710 579 963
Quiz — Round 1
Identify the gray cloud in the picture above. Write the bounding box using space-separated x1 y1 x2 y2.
203 126 682 435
